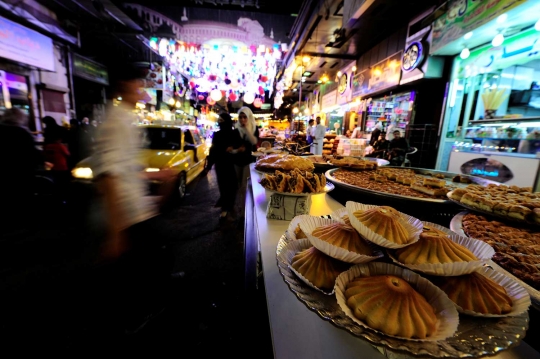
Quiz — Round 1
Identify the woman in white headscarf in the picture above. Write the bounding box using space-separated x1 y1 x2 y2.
231 106 259 218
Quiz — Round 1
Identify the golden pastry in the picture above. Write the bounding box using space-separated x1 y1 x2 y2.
312 222 373 255
294 223 307 239
436 272 513 315
291 246 349 291
353 206 412 244
345 275 438 339
395 232 477 264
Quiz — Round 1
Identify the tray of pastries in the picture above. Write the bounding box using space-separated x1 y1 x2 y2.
255 153 315 173
259 168 333 195
450 210 540 309
447 183 540 225
277 202 530 357
326 167 500 203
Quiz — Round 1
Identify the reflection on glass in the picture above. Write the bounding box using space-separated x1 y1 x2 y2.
460 158 513 183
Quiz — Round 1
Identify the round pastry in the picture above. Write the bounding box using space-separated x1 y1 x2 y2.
312 222 373 256
436 272 513 315
345 275 437 339
353 206 412 245
291 246 350 292
395 232 477 264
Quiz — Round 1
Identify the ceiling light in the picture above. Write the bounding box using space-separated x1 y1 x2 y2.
302 56 311 63
535 19 540 31
352 65 357 72
337 71 342 77
492 33 504 47
292 107 299 114
302 71 313 77
292 88 297 92
496 13 507 24
464 31 473 40
460 48 470 59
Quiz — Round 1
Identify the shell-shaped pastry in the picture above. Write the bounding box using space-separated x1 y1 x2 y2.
345 275 438 339
436 272 513 315
353 206 412 245
312 222 373 256
291 246 350 292
396 233 478 264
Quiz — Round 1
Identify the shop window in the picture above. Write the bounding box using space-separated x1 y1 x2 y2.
42 89 65 113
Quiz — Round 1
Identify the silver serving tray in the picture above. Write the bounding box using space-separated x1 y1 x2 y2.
450 211 540 310
325 167 501 204
276 233 529 358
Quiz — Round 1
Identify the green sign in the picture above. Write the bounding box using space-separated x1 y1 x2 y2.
432 0 526 54
72 53 109 85
454 27 540 79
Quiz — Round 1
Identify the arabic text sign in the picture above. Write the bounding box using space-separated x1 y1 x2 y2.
0 15 54 71
456 27 540 78
431 0 526 54
352 52 402 97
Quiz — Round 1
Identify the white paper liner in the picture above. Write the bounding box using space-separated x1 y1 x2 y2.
286 214 312 241
329 207 349 224
334 262 459 342
345 201 423 249
278 238 346 295
298 215 384 264
439 266 531 318
388 231 495 276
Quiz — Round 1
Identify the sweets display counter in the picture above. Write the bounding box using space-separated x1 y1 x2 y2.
246 163 540 359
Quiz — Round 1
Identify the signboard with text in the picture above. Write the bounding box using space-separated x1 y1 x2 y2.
0 15 54 71
351 52 402 97
72 53 109 85
431 0 526 54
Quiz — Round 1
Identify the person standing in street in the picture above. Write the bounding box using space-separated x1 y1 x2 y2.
306 119 314 152
313 116 326 155
204 112 238 221
91 76 177 334
231 106 259 218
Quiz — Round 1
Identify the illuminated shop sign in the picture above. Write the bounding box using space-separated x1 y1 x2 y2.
0 15 54 71
352 52 402 97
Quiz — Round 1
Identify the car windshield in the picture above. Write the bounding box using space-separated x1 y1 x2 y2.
140 127 181 150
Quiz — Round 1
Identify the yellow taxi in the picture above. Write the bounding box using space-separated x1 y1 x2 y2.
71 124 208 199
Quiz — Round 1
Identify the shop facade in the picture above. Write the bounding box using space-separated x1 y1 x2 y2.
434 0 540 190
0 10 77 133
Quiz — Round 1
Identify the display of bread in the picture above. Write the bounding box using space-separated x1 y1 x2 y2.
435 272 513 315
311 222 373 256
259 168 327 194
352 206 413 244
330 168 466 199
395 232 477 264
255 153 314 172
449 183 540 223
291 246 350 292
461 213 540 290
344 275 438 339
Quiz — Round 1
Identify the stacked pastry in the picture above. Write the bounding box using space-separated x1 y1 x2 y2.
255 153 315 173
334 262 459 341
449 183 540 223
297 215 383 265
330 157 378 170
259 168 327 194
346 201 423 249
390 221 495 276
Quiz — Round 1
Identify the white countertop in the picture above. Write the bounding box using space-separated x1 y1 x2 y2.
249 164 540 359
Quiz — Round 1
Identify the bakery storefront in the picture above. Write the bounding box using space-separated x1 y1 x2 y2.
434 0 540 190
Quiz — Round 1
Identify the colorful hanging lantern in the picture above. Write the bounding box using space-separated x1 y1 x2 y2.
229 93 238 101
258 86 265 95
243 92 255 104
210 89 223 102
206 97 216 105
253 98 262 108
198 95 205 101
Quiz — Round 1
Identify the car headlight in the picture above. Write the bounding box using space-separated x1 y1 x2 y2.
145 167 161 172
72 167 93 179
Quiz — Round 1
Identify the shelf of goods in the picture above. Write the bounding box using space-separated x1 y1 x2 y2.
246 163 540 359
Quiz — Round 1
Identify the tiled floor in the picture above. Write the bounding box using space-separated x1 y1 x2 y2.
0 169 273 357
